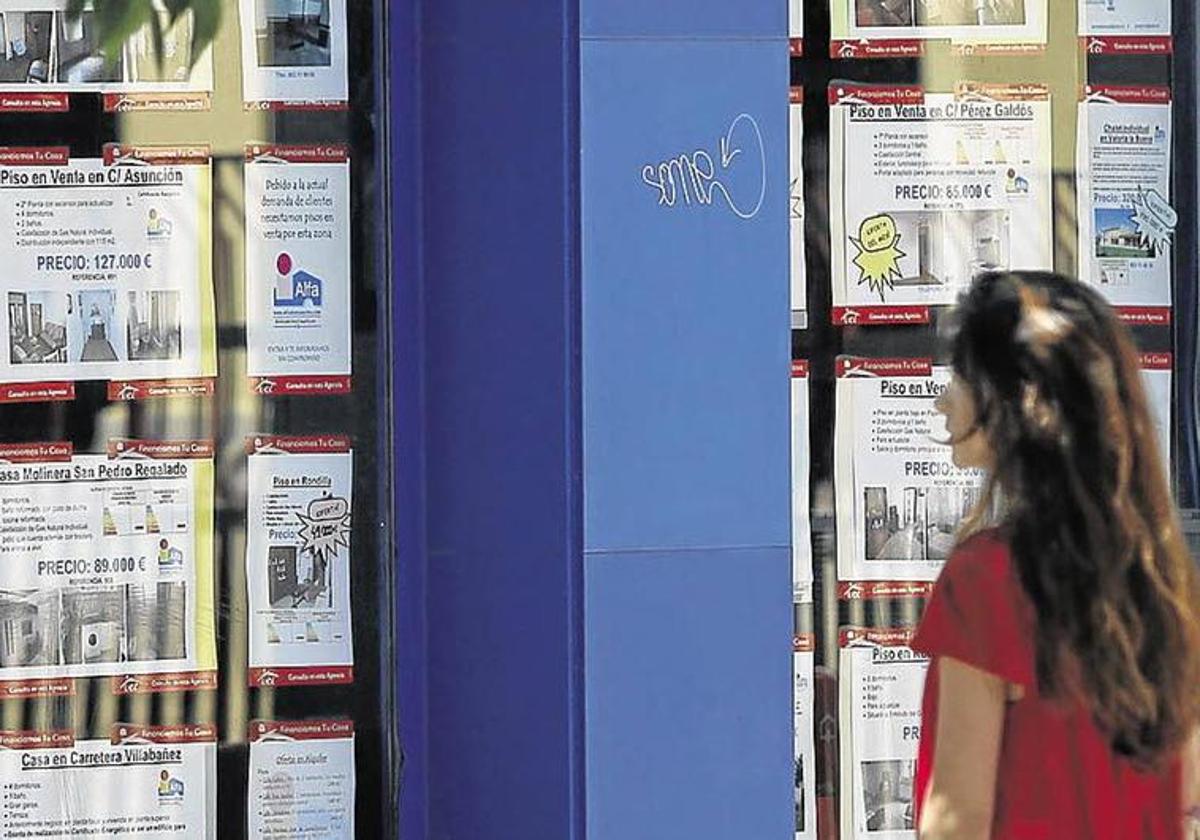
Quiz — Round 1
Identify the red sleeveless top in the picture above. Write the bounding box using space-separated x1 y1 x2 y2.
911 529 1182 839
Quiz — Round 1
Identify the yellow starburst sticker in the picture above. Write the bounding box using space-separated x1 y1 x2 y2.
851 214 906 301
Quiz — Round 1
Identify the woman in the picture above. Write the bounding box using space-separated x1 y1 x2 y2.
913 271 1200 839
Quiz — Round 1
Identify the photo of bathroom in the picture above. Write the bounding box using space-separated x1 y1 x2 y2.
125 582 187 662
881 209 1011 290
254 0 332 68
8 291 67 365
126 289 182 361
0 590 60 669
864 485 981 562
60 586 126 666
73 288 119 363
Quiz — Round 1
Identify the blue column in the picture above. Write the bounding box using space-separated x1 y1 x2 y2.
580 3 794 839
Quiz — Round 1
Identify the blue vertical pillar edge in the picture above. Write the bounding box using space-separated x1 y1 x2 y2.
414 0 584 838
581 3 794 839
386 0 428 837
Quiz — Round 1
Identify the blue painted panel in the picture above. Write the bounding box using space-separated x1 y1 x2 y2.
419 0 583 837
581 0 783 39
585 547 793 840
582 39 791 553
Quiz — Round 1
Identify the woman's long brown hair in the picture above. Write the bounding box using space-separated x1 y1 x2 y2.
951 271 1200 767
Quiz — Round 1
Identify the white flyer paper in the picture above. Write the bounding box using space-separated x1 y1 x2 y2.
1141 352 1172 476
246 435 353 688
0 440 216 693
839 627 926 840
238 0 348 109
0 3 213 111
792 361 812 603
0 724 216 839
1076 86 1173 325
794 634 817 840
248 720 355 840
830 83 1052 326
1078 0 1170 37
835 358 983 585
0 145 215 398
789 0 804 53
790 88 807 328
245 144 352 395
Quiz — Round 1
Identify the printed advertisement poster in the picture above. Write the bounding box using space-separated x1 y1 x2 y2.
794 634 817 840
793 361 812 603
0 440 216 694
0 145 215 401
830 0 1046 57
0 725 216 839
1141 352 1172 476
790 88 807 328
835 358 983 587
238 0 348 109
246 435 353 687
1076 86 1173 325
830 83 1052 325
789 0 804 54
245 144 352 395
0 3 213 112
249 720 355 839
1079 0 1170 46
839 627 926 840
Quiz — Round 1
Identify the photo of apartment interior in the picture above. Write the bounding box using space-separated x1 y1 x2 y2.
857 0 1024 26
864 485 980 562
268 544 331 609
0 590 60 668
127 290 182 361
60 587 125 665
75 289 118 362
886 210 1009 287
125 582 187 662
255 0 332 68
0 11 51 82
8 291 67 364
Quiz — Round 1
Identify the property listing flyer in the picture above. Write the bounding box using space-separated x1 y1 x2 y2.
830 83 1052 325
1141 352 1172 476
835 358 983 589
790 88 807 328
830 0 1046 58
238 0 348 109
245 144 352 395
792 361 812 603
246 435 353 687
248 720 355 839
1079 0 1171 55
789 0 804 54
839 627 926 840
0 145 216 403
1076 86 1173 325
0 724 216 839
793 634 817 840
0 439 216 695
0 3 214 113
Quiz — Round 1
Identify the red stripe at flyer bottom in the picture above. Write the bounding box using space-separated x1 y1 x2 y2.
251 375 352 396
0 381 74 403
1116 306 1171 326
249 666 354 688
832 305 930 326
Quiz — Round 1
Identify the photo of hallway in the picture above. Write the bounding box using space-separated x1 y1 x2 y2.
74 289 118 362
